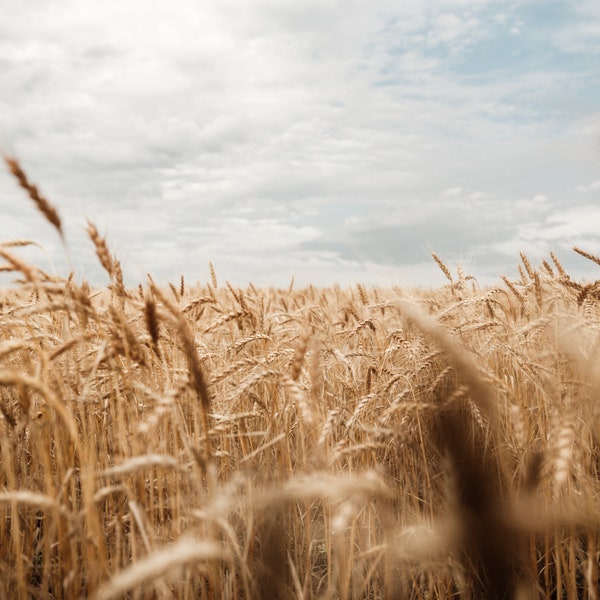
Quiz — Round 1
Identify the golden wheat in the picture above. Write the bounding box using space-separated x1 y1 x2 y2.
1 162 600 598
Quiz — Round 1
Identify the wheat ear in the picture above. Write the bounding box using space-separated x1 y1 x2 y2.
4 156 64 239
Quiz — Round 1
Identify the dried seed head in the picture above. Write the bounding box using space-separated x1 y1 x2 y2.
432 252 453 283
4 156 64 239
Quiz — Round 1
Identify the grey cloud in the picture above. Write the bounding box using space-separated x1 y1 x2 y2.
302 198 523 267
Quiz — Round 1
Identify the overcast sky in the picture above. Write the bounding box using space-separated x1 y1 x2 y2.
1 0 599 289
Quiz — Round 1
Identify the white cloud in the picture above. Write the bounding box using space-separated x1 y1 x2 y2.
577 180 600 193
442 187 463 198
521 206 600 241
0 0 599 288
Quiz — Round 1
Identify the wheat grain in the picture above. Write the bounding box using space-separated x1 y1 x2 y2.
86 221 115 277
209 262 218 289
144 294 161 354
4 156 64 239
432 252 453 283
520 252 535 280
550 251 568 278
573 246 600 268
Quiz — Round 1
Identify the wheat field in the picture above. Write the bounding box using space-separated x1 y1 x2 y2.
1 159 600 599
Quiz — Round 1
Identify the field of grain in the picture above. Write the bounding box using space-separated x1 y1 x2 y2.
1 160 600 599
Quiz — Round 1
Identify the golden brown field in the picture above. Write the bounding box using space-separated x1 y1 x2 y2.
1 159 600 599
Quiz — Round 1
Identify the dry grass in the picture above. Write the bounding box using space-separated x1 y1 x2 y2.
1 162 600 599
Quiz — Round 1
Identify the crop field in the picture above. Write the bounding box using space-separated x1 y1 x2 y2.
1 160 600 599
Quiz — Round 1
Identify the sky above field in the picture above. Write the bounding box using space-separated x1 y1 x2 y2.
1 0 599 288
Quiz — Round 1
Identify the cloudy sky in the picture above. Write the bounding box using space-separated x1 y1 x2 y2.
1 0 599 289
